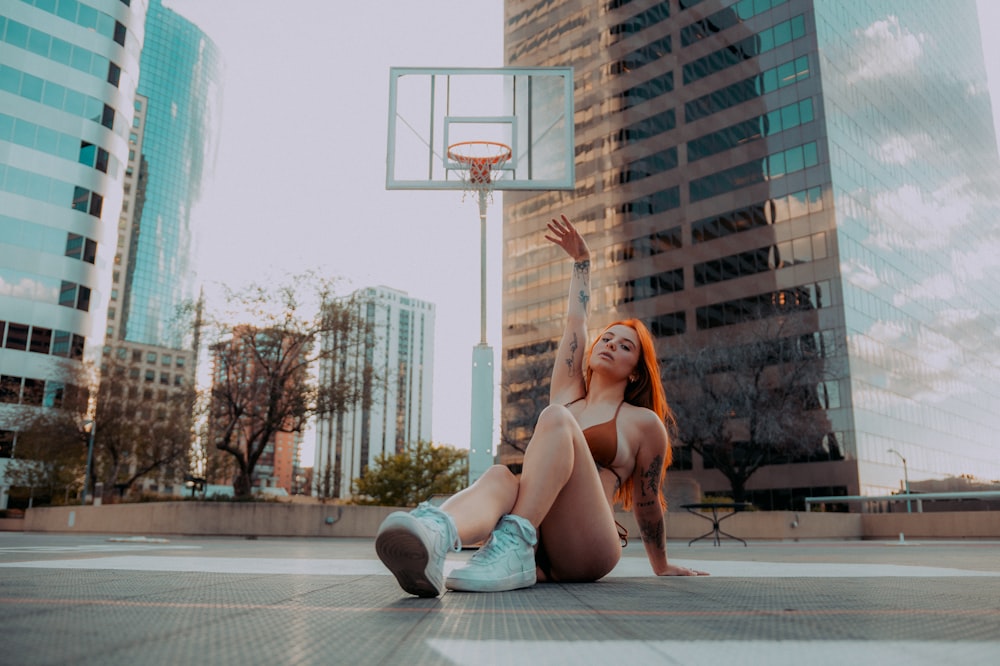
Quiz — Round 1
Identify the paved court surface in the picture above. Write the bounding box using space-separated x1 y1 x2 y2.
1 532 998 665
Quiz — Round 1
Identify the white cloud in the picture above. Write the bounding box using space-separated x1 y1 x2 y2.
848 16 927 83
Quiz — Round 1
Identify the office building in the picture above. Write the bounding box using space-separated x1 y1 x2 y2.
501 0 1000 508
0 0 147 507
314 286 435 500
0 0 220 506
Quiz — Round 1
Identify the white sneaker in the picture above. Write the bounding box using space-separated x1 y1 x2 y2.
375 502 461 597
446 514 537 592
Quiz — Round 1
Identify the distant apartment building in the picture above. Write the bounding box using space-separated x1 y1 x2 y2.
501 0 1000 508
314 286 435 500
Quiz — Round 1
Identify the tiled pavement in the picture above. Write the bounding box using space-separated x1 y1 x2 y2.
1 532 998 665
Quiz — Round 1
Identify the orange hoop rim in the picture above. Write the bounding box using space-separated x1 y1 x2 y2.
446 140 513 166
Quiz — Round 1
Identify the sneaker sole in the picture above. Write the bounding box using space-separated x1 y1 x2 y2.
375 518 443 598
445 571 536 593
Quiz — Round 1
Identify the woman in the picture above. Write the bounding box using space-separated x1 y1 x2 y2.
375 215 708 596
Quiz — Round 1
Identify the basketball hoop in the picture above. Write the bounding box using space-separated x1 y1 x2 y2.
447 140 512 201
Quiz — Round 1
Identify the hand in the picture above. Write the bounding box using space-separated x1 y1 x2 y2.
545 215 590 262
657 564 710 576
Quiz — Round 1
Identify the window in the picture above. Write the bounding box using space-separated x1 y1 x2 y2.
113 21 126 46
107 62 121 87
22 379 43 406
650 311 686 337
5 323 28 350
89 192 102 217
52 330 71 357
79 141 96 167
29 327 52 354
72 187 89 212
70 334 85 360
0 376 21 404
0 430 15 458
683 16 806 84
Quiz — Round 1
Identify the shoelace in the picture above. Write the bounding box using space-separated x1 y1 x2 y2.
469 524 520 564
414 504 460 551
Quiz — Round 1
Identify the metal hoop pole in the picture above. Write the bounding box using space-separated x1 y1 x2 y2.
478 190 488 345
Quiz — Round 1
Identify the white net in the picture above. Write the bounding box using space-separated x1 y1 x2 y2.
447 141 512 202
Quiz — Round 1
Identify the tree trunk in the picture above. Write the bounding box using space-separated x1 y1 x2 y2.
730 478 748 504
233 472 252 498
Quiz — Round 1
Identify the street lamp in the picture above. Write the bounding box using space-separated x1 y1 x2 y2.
887 448 910 513
81 420 95 506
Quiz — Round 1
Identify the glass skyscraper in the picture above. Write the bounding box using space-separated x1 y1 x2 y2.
501 0 1000 508
122 0 220 348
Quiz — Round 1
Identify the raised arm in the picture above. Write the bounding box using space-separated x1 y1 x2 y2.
631 413 709 576
545 215 591 404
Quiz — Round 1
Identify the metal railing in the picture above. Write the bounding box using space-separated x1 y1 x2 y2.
805 491 1000 513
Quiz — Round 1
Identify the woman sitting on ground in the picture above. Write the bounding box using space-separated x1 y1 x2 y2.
375 215 708 596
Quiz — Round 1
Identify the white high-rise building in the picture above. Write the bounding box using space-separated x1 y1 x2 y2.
0 0 147 507
314 286 434 499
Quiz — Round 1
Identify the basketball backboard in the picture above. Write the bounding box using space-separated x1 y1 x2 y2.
386 67 575 191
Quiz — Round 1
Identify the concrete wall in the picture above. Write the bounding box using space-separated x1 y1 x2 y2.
10 503 888 540
861 511 1000 539
20 503 401 538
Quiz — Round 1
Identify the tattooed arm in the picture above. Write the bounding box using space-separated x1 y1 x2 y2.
545 215 591 404
631 411 709 576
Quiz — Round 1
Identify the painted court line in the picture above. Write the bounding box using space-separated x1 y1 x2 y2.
0 556 994 577
425 640 1000 665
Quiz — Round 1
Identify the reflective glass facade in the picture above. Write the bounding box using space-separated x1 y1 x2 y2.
0 0 146 440
125 0 219 347
814 0 1000 492
501 0 1000 506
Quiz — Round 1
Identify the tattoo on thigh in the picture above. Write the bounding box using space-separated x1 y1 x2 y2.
641 454 663 497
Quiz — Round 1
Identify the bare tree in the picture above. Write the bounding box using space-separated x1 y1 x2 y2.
498 350 554 467
662 313 842 503
2 411 87 506
94 359 195 500
205 274 372 498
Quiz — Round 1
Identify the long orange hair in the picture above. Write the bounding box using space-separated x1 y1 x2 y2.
584 319 674 510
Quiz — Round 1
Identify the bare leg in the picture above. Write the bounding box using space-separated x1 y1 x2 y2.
510 405 578 525
515 404 621 581
440 465 518 545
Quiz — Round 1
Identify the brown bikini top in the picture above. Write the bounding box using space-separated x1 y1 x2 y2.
569 399 624 468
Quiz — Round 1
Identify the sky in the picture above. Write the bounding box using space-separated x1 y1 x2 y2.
162 1 1000 465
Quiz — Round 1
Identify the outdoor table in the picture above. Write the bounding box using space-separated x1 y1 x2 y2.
681 502 752 546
